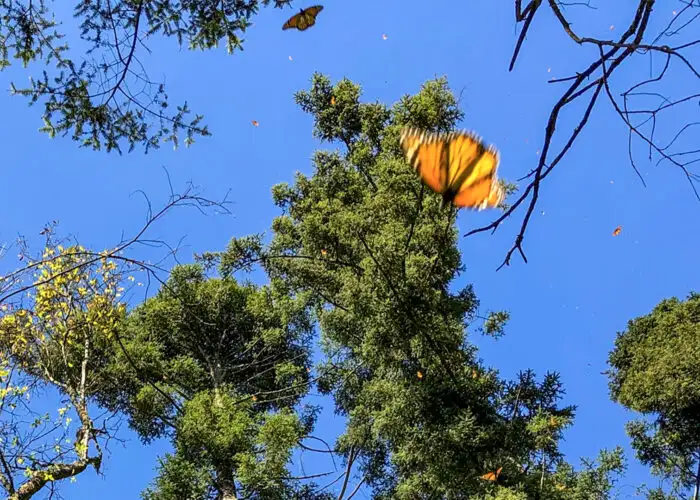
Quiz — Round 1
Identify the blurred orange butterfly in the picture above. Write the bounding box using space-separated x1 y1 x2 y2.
283 5 324 31
400 127 504 210
480 467 502 481
251 120 259 127
612 225 622 236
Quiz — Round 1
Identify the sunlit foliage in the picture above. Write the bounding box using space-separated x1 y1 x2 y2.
0 244 126 499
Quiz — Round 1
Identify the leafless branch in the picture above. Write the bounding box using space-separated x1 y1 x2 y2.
467 0 700 269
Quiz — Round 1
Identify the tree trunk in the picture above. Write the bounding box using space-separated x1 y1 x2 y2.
215 466 238 500
219 481 238 500
692 452 700 500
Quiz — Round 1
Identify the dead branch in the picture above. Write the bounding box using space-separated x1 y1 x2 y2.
468 0 700 269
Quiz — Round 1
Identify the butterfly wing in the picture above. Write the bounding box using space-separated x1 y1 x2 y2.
302 5 323 29
484 180 505 208
283 5 323 31
282 11 300 30
401 127 504 210
400 127 448 195
479 467 503 481
448 134 502 209
282 13 298 29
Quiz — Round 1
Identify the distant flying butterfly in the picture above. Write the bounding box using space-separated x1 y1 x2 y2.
283 5 324 31
400 127 504 210
612 225 622 236
251 120 259 127
480 467 503 482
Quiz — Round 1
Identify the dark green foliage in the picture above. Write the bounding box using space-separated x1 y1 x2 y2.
213 73 609 498
1 0 291 152
99 264 317 498
608 292 700 496
90 72 644 499
142 452 214 500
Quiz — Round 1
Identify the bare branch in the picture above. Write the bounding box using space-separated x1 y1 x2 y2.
467 0 700 268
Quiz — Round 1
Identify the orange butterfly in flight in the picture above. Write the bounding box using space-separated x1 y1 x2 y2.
283 5 324 31
480 467 502 482
400 127 504 210
612 226 622 236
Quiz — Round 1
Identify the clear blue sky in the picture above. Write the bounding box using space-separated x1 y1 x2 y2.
0 1 697 498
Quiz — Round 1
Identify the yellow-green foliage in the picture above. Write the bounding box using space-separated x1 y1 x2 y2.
0 244 125 382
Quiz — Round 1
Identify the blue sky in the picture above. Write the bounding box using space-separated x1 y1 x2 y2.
0 0 698 498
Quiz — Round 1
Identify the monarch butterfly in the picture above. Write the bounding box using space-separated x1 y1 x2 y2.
400 127 504 210
283 5 324 31
480 467 502 481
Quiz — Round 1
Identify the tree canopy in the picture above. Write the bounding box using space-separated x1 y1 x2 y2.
1 2 698 495
608 292 700 498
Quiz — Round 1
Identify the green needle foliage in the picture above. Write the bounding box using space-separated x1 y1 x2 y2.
1 0 292 153
208 73 626 498
608 292 700 498
96 264 324 499
7 72 647 499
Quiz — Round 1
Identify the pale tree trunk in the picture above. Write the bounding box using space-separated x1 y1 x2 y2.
692 451 700 500
216 470 238 500
8 334 102 499
211 379 238 500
